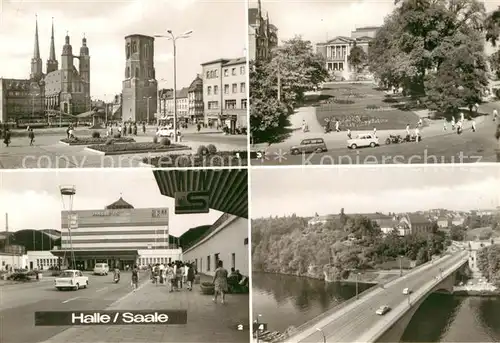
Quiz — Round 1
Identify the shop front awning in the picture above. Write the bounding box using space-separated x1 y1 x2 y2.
51 249 139 259
153 169 248 218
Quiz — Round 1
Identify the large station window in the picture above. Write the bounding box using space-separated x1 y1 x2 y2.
207 256 211 272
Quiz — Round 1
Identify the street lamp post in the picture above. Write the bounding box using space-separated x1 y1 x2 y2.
355 272 359 299
399 255 403 277
154 30 193 142
316 328 326 343
143 96 152 124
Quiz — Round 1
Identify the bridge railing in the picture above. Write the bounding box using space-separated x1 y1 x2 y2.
363 254 469 343
283 254 455 342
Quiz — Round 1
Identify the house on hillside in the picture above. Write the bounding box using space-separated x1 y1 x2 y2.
308 214 338 227
451 215 465 226
404 214 436 235
437 216 449 228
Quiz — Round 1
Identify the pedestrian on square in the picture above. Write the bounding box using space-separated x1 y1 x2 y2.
212 260 228 304
133 123 138 136
493 109 498 121
443 121 447 131
460 112 465 122
418 118 423 127
131 265 139 292
457 120 463 134
28 128 35 146
347 128 352 139
373 127 377 137
3 128 11 147
414 127 420 142
406 124 410 137
451 117 456 130
187 263 195 291
335 120 340 132
472 120 476 132
176 262 184 289
166 263 175 292
142 122 146 134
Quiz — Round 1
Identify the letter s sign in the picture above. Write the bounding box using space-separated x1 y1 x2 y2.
175 191 210 214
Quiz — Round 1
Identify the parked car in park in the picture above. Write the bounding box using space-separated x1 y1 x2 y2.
375 305 391 315
347 134 379 149
55 270 89 291
290 138 328 155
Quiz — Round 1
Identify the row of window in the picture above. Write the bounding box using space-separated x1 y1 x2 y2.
125 67 155 79
36 258 58 266
206 65 246 79
195 253 236 273
139 257 172 266
207 83 245 96
126 42 151 59
207 99 247 110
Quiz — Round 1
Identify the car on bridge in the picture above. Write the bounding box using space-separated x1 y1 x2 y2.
347 134 379 149
375 305 391 315
403 287 412 295
54 270 89 291
290 138 328 155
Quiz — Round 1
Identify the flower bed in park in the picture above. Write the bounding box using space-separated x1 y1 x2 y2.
86 142 190 155
60 137 135 145
143 150 248 168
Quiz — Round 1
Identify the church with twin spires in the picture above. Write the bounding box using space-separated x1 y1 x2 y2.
0 17 91 124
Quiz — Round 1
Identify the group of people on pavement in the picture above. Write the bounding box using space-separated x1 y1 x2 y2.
106 122 146 137
150 261 197 292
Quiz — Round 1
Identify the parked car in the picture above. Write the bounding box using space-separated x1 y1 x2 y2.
375 305 391 315
93 263 109 275
290 138 328 155
347 134 379 149
156 127 175 138
55 270 89 291
403 288 412 295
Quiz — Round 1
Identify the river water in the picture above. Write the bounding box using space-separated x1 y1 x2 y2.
253 272 500 342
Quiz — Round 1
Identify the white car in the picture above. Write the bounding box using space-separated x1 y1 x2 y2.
375 305 391 315
156 127 175 138
55 270 89 291
403 288 411 295
347 134 379 149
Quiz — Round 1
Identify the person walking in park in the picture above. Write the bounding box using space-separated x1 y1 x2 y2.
212 260 228 304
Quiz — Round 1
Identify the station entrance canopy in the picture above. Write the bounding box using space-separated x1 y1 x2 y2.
152 169 248 218
50 249 139 260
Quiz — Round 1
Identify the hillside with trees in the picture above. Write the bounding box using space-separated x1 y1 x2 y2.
476 244 500 287
252 213 448 281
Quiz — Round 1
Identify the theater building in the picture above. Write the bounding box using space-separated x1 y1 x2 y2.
51 197 181 270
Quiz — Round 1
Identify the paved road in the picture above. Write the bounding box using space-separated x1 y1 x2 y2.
0 132 246 169
0 271 144 343
287 252 468 343
252 117 498 165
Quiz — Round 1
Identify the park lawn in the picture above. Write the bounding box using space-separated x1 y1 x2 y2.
87 142 190 154
315 83 421 130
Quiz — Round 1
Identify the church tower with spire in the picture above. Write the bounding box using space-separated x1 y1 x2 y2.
30 15 43 81
79 35 91 111
46 18 58 73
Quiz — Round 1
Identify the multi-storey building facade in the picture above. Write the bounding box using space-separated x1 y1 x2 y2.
1 18 91 126
201 57 247 133
121 34 158 123
316 26 380 81
162 87 189 121
188 74 204 122
248 0 278 61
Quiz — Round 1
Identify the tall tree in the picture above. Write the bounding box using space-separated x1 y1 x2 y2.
250 61 291 144
347 42 367 76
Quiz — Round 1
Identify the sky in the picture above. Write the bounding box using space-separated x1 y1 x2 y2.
251 166 500 217
252 0 500 48
0 0 247 101
0 169 223 236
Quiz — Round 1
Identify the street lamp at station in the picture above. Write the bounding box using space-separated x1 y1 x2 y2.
154 29 193 142
316 328 326 343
